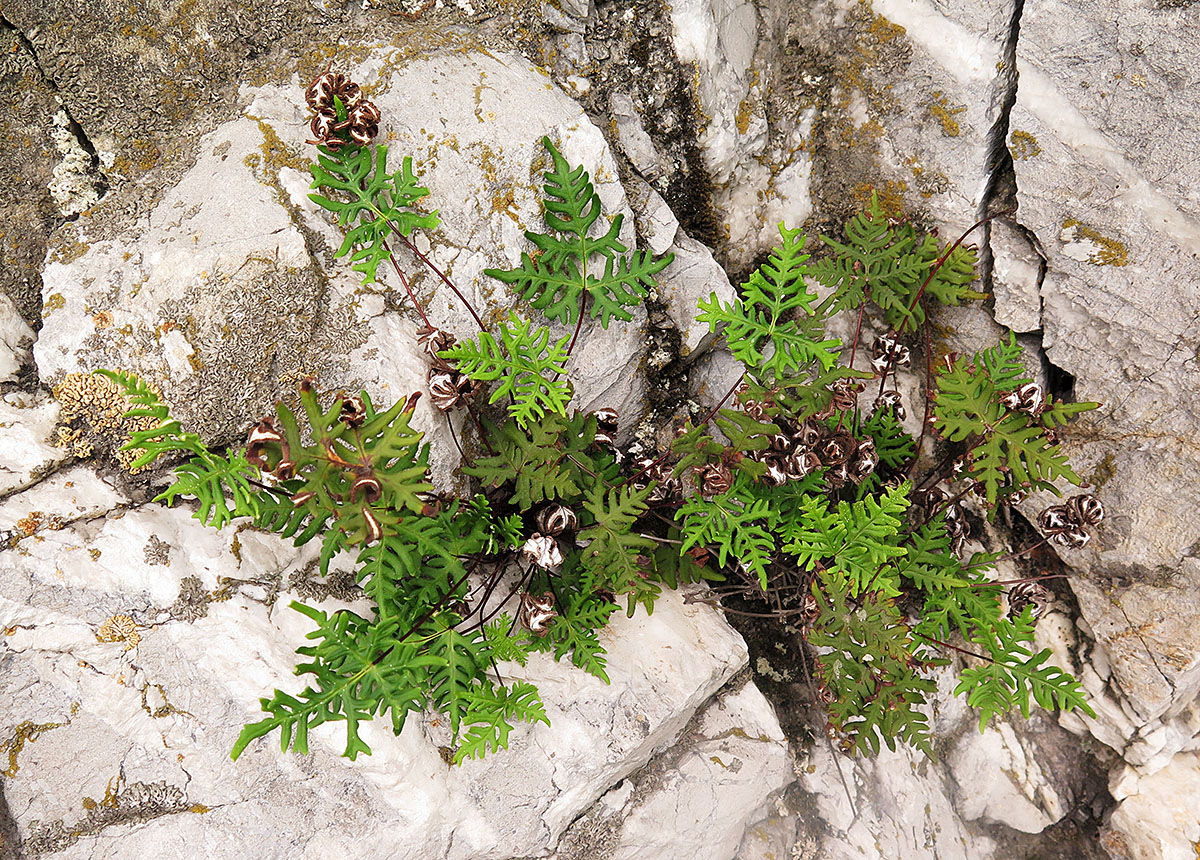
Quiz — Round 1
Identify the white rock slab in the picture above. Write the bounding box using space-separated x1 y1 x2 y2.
1104 752 1200 860
36 47 658 489
0 463 126 536
549 678 790 860
0 392 70 498
0 290 33 383
1 500 748 859
1009 0 1200 730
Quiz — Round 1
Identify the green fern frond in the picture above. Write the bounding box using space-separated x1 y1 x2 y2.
891 517 970 592
157 452 262 530
699 224 841 380
780 483 910 598
485 136 672 327
482 616 532 666
465 414 584 509
576 484 657 614
810 194 984 332
954 608 1095 731
678 477 777 590
453 681 549 763
932 334 1094 504
310 145 440 284
532 589 618 682
232 603 425 761
808 575 941 757
440 312 572 427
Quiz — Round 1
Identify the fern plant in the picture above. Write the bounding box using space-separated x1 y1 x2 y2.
673 198 1099 755
438 312 572 427
308 101 440 284
85 65 1106 770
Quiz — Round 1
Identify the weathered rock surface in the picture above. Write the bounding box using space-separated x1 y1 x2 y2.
0 497 755 859
1004 1 1200 822
2 26 785 860
34 47 652 485
1105 752 1200 860
5 0 1200 855
550 677 791 860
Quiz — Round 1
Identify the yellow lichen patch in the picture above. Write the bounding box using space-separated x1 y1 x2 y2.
1009 129 1041 160
16 511 43 536
852 180 908 217
42 293 66 317
51 372 162 472
1061 218 1130 266
93 310 114 329
2 717 72 777
97 615 140 651
927 92 965 137
1089 451 1116 489
251 117 308 173
189 803 210 813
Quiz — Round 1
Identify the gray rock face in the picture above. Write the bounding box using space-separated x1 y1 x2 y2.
0 496 754 859
2 28 785 860
5 0 1200 854
1006 0 1200 754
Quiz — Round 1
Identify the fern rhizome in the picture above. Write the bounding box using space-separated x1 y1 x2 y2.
93 68 1099 765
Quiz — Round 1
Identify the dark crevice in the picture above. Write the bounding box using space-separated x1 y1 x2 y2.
977 0 1025 295
1044 360 1077 402
574 0 723 253
5 16 109 218
5 17 46 80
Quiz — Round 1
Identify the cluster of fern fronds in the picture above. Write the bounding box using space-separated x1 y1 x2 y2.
91 68 1100 766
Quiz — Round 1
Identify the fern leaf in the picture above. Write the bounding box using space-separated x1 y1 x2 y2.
232 603 425 761
954 609 1096 731
464 414 582 508
699 224 840 380
157 453 261 529
891 518 970 592
452 681 549 763
780 484 910 598
423 622 490 738
532 588 618 682
485 136 671 327
309 146 440 284
678 477 777 590
440 312 572 427
577 484 657 614
933 334 1088 504
810 194 983 332
808 574 940 757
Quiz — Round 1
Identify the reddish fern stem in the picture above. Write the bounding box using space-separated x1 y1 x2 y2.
381 237 433 329
568 294 589 356
377 213 488 333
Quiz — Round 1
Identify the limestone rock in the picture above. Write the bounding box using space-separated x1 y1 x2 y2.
35 48 652 486
668 0 814 270
0 292 34 383
550 678 791 860
1104 752 1200 860
989 219 1044 333
1008 0 1200 736
0 499 749 859
0 393 69 498
0 24 64 326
